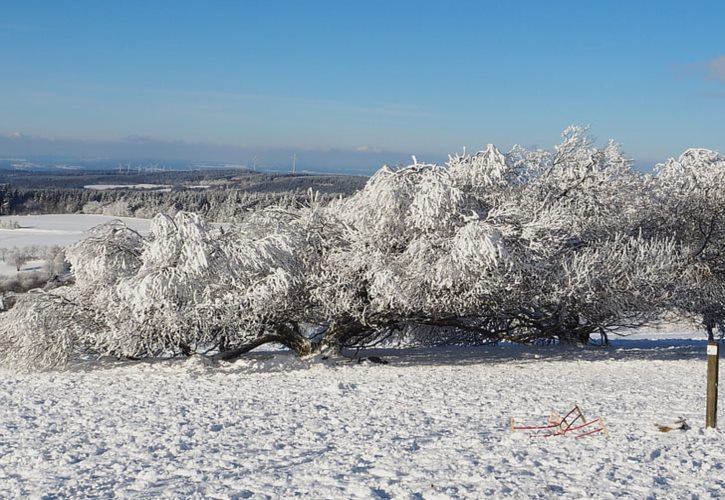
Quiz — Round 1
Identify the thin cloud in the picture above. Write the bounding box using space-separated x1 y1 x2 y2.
123 135 182 145
354 145 383 153
677 55 725 82
0 132 57 141
674 56 725 99
708 56 725 82
0 132 424 173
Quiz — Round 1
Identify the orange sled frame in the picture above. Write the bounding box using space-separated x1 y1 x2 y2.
510 405 608 438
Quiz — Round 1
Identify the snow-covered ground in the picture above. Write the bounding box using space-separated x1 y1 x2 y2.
0 329 722 498
0 215 151 276
0 258 46 277
0 214 150 249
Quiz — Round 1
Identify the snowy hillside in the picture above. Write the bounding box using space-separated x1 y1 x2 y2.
0 331 722 498
0 214 151 250
0 214 151 277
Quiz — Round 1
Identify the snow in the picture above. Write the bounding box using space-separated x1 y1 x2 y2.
0 258 45 276
0 329 723 498
0 215 151 276
0 214 151 250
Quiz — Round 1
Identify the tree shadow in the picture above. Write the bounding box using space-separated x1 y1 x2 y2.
62 337 714 373
353 337 711 368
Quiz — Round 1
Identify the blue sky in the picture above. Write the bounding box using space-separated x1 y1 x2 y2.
1 1 724 171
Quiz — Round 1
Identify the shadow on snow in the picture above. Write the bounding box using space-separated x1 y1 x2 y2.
62 335 712 373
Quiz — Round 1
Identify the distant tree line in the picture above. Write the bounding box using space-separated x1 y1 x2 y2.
0 168 369 191
0 182 362 222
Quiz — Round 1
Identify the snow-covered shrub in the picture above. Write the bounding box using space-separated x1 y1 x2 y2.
1 127 723 369
0 245 69 293
5 249 31 272
652 148 725 340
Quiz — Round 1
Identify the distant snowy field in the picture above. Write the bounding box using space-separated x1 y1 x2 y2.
0 214 151 275
0 259 45 277
1 329 723 498
84 184 173 190
0 214 150 248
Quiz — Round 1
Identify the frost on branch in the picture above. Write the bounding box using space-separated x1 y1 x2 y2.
65 219 143 287
654 148 725 339
1 127 724 369
0 291 94 370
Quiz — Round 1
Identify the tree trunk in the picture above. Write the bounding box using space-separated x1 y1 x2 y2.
704 317 715 342
213 334 285 362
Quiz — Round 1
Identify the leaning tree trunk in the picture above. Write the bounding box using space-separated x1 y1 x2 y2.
212 334 287 361
213 322 315 362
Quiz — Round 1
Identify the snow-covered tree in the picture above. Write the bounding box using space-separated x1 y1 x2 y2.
6 248 31 272
2 127 723 370
653 148 725 340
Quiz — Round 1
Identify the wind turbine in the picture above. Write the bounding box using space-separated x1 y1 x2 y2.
292 153 297 175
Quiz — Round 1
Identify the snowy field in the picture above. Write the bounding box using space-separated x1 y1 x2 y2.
0 329 723 498
0 214 151 249
0 259 46 277
84 184 173 190
0 215 151 276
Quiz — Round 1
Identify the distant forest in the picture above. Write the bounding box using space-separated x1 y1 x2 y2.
0 169 368 221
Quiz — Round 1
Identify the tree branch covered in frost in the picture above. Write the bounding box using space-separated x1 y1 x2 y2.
652 148 725 340
2 126 724 369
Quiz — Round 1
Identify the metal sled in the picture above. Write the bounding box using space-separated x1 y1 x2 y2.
510 405 608 438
